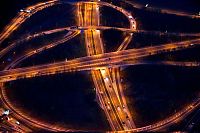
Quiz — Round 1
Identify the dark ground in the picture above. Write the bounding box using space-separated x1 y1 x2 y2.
0 0 200 132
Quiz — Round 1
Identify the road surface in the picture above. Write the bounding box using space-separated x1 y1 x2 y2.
0 0 199 132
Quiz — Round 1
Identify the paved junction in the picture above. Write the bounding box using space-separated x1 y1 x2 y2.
0 0 199 132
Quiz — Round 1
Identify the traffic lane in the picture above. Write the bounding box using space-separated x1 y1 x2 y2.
0 37 200 81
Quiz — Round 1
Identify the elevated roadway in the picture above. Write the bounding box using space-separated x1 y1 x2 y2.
0 37 199 82
0 25 199 60
78 2 136 130
0 0 59 45
0 0 199 132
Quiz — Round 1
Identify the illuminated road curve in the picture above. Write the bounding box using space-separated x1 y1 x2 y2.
0 32 82 132
116 98 200 132
78 2 136 130
0 25 199 60
0 33 82 132
124 0 200 19
5 31 80 70
0 37 199 82
0 37 199 132
0 0 200 132
0 0 59 45
0 0 135 46
0 27 77 59
0 0 137 131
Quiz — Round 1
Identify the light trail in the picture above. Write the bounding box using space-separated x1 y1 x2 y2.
78 1 136 130
0 0 59 45
0 27 74 58
0 0 199 132
5 31 80 70
0 37 199 82
1 25 199 60
0 32 82 132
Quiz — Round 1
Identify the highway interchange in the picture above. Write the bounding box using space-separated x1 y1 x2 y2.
0 0 200 132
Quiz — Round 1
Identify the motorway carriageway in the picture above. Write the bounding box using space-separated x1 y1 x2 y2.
0 37 200 82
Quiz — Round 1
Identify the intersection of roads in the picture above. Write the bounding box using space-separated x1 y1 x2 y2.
0 0 200 132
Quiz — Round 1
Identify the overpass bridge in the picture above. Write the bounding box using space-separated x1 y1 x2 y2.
0 37 199 82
